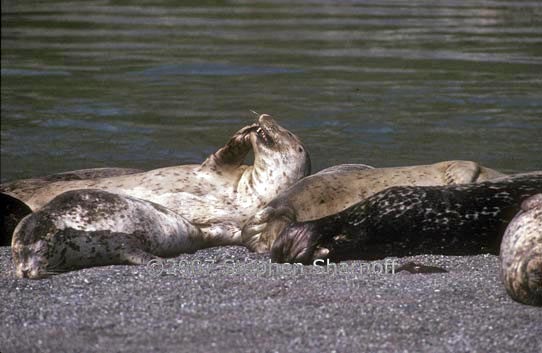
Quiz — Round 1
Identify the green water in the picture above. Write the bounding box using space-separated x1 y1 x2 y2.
2 0 542 182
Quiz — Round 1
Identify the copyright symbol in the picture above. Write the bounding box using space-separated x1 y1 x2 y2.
146 259 164 277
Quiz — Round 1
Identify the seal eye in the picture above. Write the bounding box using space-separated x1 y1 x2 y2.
298 147 304 153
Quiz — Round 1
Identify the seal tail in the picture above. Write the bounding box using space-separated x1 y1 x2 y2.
0 192 32 246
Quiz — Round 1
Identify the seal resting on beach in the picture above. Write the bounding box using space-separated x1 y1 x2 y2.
1 168 143 245
500 194 542 306
9 114 311 278
11 189 206 279
270 172 541 264
242 161 505 252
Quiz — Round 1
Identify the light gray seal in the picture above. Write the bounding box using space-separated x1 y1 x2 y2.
1 168 143 245
500 194 542 306
10 114 311 278
243 161 505 252
270 172 542 264
12 189 204 278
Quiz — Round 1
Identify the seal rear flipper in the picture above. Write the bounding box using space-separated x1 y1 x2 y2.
0 193 33 246
120 248 161 265
444 160 505 184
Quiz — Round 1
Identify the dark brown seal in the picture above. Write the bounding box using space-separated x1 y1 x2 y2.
243 160 505 253
271 172 542 265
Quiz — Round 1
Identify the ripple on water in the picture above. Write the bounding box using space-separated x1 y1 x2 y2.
1 68 71 77
129 63 303 78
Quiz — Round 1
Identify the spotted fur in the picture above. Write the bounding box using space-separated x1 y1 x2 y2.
10 115 311 278
271 172 542 265
12 190 203 279
243 160 505 253
500 194 542 306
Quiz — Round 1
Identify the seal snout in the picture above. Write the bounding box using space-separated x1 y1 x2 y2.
257 113 277 127
14 255 48 279
17 267 39 279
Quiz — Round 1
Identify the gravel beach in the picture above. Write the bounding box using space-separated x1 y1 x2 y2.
1 246 540 353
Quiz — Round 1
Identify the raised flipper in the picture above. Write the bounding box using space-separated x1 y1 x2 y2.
200 124 257 171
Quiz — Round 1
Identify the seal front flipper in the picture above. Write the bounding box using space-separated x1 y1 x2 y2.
243 205 295 253
0 193 32 246
200 124 256 171
121 248 160 265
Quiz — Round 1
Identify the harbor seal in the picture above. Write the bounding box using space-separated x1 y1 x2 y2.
1 167 143 203
2 114 310 216
1 167 143 245
9 115 311 277
270 172 542 264
500 194 542 306
242 161 505 253
12 189 204 279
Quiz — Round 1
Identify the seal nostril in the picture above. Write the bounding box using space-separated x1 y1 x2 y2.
21 269 29 278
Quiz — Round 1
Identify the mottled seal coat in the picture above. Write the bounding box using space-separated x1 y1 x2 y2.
1 168 143 245
500 194 542 306
12 190 204 279
270 172 542 264
243 161 505 253
1 167 143 203
10 115 311 278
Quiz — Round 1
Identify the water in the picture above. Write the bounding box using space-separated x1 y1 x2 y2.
2 0 542 182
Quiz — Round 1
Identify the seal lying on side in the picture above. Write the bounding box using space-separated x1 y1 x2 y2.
270 172 542 264
4 114 311 249
1 168 143 245
12 189 205 279
500 194 542 306
243 160 505 252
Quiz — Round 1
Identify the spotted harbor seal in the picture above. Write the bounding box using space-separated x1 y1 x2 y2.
242 161 505 253
500 194 542 306
270 172 542 264
12 189 205 279
10 115 311 278
1 168 143 245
